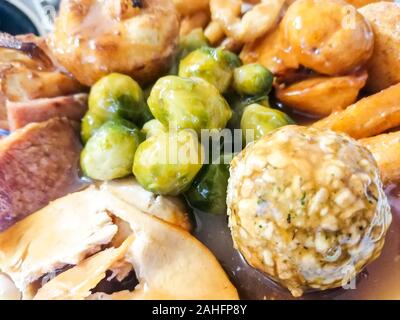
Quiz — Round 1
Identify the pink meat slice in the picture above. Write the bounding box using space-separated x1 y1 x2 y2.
7 93 88 131
0 118 82 231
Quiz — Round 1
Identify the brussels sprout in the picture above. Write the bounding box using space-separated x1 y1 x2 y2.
133 130 204 196
233 64 273 96
148 76 232 133
180 28 210 59
228 94 271 129
241 104 294 144
89 73 153 126
185 154 231 215
81 112 105 144
179 47 241 93
81 119 142 181
141 119 167 138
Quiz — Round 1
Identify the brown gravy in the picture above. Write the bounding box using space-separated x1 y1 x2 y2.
193 184 400 300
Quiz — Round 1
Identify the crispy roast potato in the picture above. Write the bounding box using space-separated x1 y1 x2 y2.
276 71 367 116
180 10 211 36
314 83 400 138
1 66 84 102
240 26 299 75
0 33 84 130
359 2 400 92
345 0 386 8
173 0 210 16
48 0 180 86
282 0 373 75
361 131 400 185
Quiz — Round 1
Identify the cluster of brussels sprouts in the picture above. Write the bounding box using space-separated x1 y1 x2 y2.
80 29 294 214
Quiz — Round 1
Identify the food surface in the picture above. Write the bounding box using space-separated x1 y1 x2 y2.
282 0 373 75
0 0 400 301
7 93 88 130
0 118 81 232
227 126 392 296
0 186 238 300
48 0 180 86
359 2 400 92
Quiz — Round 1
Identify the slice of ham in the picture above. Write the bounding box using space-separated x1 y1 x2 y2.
0 118 82 232
7 93 88 131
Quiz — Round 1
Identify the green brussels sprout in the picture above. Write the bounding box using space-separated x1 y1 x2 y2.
179 47 241 93
233 63 273 96
168 29 210 76
81 112 105 144
81 119 142 181
133 130 204 196
148 76 232 133
180 28 210 59
228 94 271 129
241 104 294 144
185 154 232 215
141 119 167 138
89 73 153 126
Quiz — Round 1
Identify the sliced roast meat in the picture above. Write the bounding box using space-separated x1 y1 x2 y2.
7 93 88 130
0 118 82 232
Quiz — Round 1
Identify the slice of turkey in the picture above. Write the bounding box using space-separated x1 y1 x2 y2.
31 188 238 300
0 189 118 295
101 178 191 231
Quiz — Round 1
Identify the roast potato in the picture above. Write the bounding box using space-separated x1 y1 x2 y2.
276 71 367 116
282 0 373 75
359 2 400 92
361 131 400 185
314 83 400 138
48 0 180 86
240 25 299 75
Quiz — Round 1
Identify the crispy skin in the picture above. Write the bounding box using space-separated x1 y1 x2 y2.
48 0 180 86
7 93 88 130
361 131 400 185
313 83 400 138
276 71 367 116
359 2 400 92
0 118 82 231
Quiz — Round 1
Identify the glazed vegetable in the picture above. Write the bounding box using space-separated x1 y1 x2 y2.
241 104 294 144
148 76 232 133
228 94 270 129
133 130 204 196
81 119 142 181
178 47 241 93
185 154 231 215
80 112 104 144
141 119 167 138
89 73 153 127
233 63 273 96
180 28 210 59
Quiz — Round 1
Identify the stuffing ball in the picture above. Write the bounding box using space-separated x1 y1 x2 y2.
227 125 392 297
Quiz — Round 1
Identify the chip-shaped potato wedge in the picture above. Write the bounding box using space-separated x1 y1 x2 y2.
313 83 400 138
360 131 400 185
359 2 400 92
276 71 367 116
